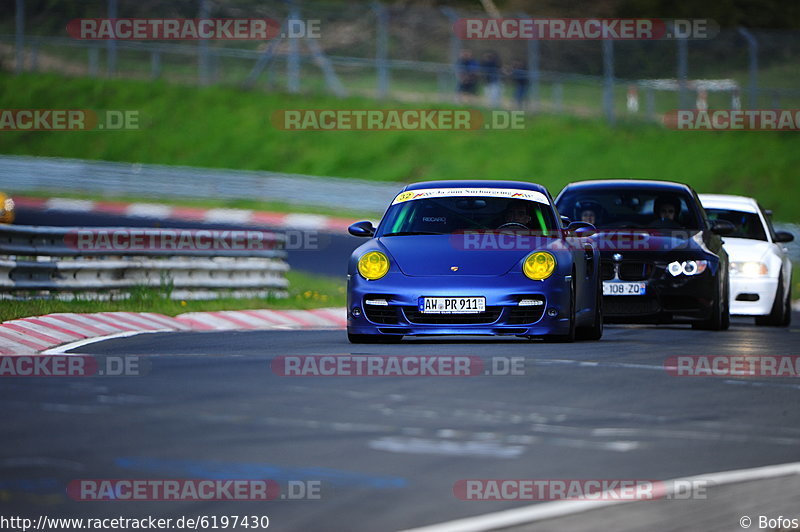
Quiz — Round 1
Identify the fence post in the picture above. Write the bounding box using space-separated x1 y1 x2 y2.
677 32 689 110
527 30 540 110
287 2 300 93
602 37 615 125
15 0 25 73
198 0 210 85
151 51 161 80
553 83 563 112
88 45 99 77
106 0 117 76
440 7 461 102
373 2 390 100
737 27 758 108
30 41 38 71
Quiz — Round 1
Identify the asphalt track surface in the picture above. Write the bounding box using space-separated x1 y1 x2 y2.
2 316 799 531
15 208 362 277
7 207 800 530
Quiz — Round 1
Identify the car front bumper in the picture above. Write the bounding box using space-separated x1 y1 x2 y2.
603 270 719 323
728 276 778 316
347 272 574 337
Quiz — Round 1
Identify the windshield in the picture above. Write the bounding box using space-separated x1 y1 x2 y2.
378 195 559 236
705 208 767 241
556 188 702 231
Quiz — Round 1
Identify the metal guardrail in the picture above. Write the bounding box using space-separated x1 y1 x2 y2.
0 224 290 300
0 154 399 214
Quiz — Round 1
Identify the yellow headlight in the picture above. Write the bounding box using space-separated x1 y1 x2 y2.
523 251 556 281
358 251 390 280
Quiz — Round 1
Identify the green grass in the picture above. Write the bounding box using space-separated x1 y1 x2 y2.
1 72 799 222
0 270 346 322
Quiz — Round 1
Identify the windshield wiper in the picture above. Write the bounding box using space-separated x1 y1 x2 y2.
382 231 444 236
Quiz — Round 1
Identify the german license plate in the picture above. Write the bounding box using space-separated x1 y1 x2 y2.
603 282 647 296
418 297 486 314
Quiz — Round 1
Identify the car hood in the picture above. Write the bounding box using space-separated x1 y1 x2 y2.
591 229 710 257
377 235 527 276
720 237 771 262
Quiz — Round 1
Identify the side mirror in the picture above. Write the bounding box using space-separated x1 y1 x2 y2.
567 221 596 237
348 220 375 237
560 215 571 226
775 231 794 243
710 219 736 236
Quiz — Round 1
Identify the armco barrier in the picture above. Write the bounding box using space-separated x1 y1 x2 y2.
0 225 289 300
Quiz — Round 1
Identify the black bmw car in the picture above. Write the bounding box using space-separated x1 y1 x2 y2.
555 180 734 330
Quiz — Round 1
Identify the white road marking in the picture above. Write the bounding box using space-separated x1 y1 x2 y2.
369 437 525 458
398 461 800 532
41 330 169 354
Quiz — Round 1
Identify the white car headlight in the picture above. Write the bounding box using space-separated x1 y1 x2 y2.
667 260 708 277
730 261 768 277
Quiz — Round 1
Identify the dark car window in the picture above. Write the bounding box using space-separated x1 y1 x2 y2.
556 188 702 231
378 197 559 236
704 209 767 241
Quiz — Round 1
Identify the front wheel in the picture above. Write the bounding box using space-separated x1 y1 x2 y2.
755 273 790 327
576 276 603 341
692 275 729 331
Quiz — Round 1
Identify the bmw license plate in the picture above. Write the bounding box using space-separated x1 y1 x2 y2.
603 282 647 296
418 297 486 314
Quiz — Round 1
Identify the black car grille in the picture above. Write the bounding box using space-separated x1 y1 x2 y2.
402 307 502 325
601 260 654 281
603 296 660 315
506 306 546 324
364 304 400 324
619 262 654 281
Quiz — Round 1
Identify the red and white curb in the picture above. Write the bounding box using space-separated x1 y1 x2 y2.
0 308 346 354
14 196 360 233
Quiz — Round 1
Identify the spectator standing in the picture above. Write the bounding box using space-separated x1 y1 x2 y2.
481 51 502 107
456 49 480 103
509 59 530 110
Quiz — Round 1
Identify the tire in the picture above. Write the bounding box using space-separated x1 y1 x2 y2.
755 273 789 327
720 275 730 331
545 276 576 343
782 280 792 326
692 275 727 331
576 275 603 341
347 332 403 344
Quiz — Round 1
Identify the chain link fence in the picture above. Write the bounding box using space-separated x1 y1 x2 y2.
2 0 800 123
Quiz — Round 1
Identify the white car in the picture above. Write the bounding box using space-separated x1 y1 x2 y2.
700 194 793 326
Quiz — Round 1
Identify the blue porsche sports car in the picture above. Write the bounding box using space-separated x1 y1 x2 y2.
346 180 603 343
